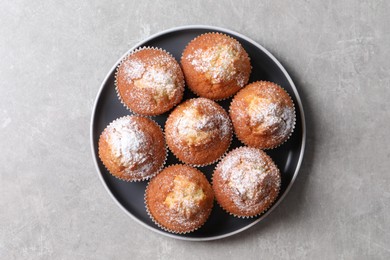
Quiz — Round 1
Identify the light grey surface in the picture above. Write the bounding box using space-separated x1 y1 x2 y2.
0 0 389 259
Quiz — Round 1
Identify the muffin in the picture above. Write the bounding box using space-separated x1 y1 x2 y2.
230 81 295 149
181 33 251 100
212 147 281 217
145 164 214 233
165 98 232 166
98 116 166 181
116 47 184 116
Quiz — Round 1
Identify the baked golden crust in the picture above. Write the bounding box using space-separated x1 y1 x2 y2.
98 116 166 181
145 165 214 233
181 33 251 100
165 98 232 166
116 48 184 116
230 81 295 149
213 147 281 217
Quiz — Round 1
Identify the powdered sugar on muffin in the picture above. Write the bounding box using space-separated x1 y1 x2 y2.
116 48 184 116
98 116 166 181
174 98 231 147
105 118 153 175
248 96 295 139
213 147 281 217
145 165 214 233
230 81 296 149
187 41 247 87
181 33 251 100
165 98 232 166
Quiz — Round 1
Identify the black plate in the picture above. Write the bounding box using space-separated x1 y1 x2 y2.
90 25 306 241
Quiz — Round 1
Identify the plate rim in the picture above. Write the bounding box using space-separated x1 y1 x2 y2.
90 24 307 241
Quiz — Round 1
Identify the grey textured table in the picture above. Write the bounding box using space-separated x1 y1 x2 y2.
1 1 389 259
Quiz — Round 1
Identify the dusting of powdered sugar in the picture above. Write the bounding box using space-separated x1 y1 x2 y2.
218 148 280 210
123 58 145 82
164 175 205 219
148 168 212 231
122 51 183 110
135 66 178 100
186 42 247 87
174 99 231 147
248 96 294 139
106 117 153 176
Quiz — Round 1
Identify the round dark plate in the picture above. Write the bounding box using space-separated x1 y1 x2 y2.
90 25 306 241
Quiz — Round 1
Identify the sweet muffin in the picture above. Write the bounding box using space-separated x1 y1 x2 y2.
165 98 232 166
212 147 281 217
230 81 295 149
181 33 251 100
98 116 166 181
116 47 184 116
145 164 214 233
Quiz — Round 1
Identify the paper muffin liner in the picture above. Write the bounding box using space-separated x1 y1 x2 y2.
98 115 168 182
164 98 234 167
211 147 281 218
229 80 296 150
144 164 214 234
114 46 185 117
180 32 252 101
